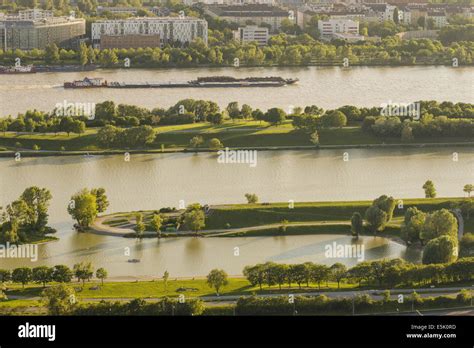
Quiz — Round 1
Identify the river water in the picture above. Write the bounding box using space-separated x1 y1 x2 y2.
0 66 473 116
1 148 473 277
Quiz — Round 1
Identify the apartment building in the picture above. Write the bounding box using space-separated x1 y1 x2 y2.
233 25 269 45
205 4 289 32
91 17 208 48
0 11 85 50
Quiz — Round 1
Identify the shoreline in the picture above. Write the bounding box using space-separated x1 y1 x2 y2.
2 141 474 158
3 63 473 74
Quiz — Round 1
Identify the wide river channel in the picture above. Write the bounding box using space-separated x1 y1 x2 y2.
1 148 473 277
0 66 473 116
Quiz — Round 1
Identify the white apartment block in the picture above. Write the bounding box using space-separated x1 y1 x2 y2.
19 9 53 20
91 17 208 48
233 26 269 45
318 19 359 38
427 12 448 28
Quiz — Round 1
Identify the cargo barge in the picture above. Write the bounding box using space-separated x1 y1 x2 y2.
64 76 298 89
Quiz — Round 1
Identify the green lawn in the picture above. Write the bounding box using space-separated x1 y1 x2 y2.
1 121 472 152
204 198 465 230
6 278 360 300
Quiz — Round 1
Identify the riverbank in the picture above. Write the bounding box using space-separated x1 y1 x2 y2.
1 121 474 157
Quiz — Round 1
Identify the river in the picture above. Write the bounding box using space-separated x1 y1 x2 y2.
0 66 473 116
1 148 473 277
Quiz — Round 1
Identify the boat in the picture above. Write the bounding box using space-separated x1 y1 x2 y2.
64 77 107 88
127 259 141 263
63 76 299 89
0 65 36 74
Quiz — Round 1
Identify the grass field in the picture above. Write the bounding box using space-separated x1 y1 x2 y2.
1 121 473 152
204 198 465 230
5 278 359 300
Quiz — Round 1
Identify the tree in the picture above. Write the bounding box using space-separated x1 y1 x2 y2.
364 206 388 234
291 264 307 289
134 213 145 238
226 102 240 121
208 138 223 149
11 268 32 288
95 101 116 122
32 266 53 287
322 111 347 128
393 7 400 24
41 284 76 315
420 209 458 243
206 269 229 295
351 212 363 237
99 49 118 67
243 264 265 290
422 235 458 264
241 104 253 119
372 195 396 222
245 193 259 204
52 265 73 283
423 180 436 198
96 268 108 285
73 262 94 286
0 269 11 283
79 42 88 66
45 43 60 64
151 214 163 238
272 264 289 290
400 207 426 245
463 184 474 197
265 108 286 126
330 263 347 289
311 264 329 290
90 188 109 213
67 189 98 229
183 209 205 234
189 135 204 148
20 186 53 234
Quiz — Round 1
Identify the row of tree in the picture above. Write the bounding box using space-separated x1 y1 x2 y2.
243 257 474 291
2 34 474 68
0 262 107 288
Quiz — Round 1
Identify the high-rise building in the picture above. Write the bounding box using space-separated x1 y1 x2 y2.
91 17 208 48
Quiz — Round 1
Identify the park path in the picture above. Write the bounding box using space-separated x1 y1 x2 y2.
89 217 351 238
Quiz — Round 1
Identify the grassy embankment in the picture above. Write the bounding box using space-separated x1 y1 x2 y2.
3 277 472 303
105 197 469 238
1 121 473 153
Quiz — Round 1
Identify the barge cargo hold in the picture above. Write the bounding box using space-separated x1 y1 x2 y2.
64 76 299 89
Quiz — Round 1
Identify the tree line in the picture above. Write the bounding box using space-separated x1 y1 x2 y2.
243 257 474 291
0 262 107 288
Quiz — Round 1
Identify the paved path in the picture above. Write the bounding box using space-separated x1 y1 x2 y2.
89 217 351 237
